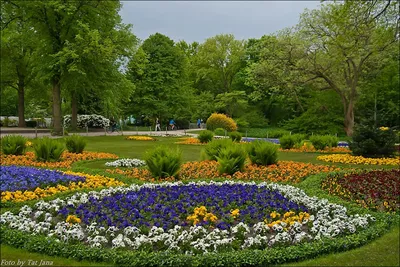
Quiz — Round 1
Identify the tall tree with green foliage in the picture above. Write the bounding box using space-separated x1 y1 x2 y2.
3 0 136 134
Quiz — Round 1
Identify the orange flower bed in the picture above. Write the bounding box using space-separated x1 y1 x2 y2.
175 137 204 145
109 160 339 184
280 145 351 153
0 151 118 169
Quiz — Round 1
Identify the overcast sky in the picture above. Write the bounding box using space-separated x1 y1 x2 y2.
119 1 321 43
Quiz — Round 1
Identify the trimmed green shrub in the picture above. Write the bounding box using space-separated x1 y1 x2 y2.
247 140 278 166
216 144 247 175
65 134 87 153
197 130 214 143
203 139 233 161
214 128 225 136
350 123 396 158
279 135 296 149
1 135 27 155
310 135 338 150
33 137 65 162
265 129 290 138
144 146 182 179
229 131 242 142
206 113 237 132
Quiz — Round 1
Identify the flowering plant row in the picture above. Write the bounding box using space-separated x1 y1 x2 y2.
317 154 399 165
0 181 375 254
280 144 350 153
1 166 85 192
1 170 124 203
175 137 203 145
1 151 118 169
105 159 146 168
321 170 399 213
63 114 110 128
126 136 156 141
107 160 340 184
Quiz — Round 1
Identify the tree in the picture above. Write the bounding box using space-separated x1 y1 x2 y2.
248 1 398 136
193 34 246 95
126 33 187 125
4 1 136 134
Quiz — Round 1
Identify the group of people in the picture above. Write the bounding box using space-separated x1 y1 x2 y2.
154 118 204 131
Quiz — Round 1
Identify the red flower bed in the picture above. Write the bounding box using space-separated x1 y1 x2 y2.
322 169 400 213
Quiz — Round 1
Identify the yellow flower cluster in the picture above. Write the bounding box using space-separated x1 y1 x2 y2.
1 172 124 203
230 209 240 218
265 211 310 229
175 137 203 145
125 136 156 141
187 206 218 225
379 126 389 131
25 141 33 147
280 144 351 153
317 154 400 165
66 215 81 225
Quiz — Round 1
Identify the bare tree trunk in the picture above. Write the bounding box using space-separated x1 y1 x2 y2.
17 81 26 127
344 100 355 136
71 91 78 130
52 76 62 135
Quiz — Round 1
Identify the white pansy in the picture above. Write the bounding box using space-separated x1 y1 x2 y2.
105 158 146 168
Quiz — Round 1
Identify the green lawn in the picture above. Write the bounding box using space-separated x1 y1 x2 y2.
2 135 398 266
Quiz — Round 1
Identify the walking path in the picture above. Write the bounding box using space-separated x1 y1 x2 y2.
0 127 198 139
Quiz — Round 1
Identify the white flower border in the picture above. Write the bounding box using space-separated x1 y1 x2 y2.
0 181 375 254
105 158 146 168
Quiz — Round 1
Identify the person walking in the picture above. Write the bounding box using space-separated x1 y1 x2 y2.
169 119 175 130
197 118 201 128
155 118 161 131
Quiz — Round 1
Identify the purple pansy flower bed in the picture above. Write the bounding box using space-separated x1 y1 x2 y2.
59 183 307 230
1 166 86 192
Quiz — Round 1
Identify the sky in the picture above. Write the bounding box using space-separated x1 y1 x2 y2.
119 1 321 43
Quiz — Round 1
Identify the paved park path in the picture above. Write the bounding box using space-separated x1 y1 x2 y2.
0 127 198 139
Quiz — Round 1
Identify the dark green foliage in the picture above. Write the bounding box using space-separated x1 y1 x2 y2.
247 140 278 166
197 130 214 143
214 128 226 136
350 123 396 158
216 144 247 175
33 137 65 162
229 131 242 142
144 146 182 179
203 139 233 161
279 135 296 149
65 134 87 154
1 135 27 155
266 129 290 138
310 135 338 150
25 121 37 127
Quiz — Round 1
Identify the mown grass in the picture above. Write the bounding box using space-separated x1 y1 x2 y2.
2 135 398 266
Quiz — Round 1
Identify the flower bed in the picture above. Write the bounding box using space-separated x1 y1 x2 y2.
125 136 156 141
280 146 351 153
105 159 146 168
0 151 118 169
321 170 400 213
1 166 85 192
0 181 375 254
106 160 339 184
317 154 399 165
175 137 203 145
1 171 124 203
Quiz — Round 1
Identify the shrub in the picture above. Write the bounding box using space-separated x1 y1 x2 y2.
310 135 338 150
197 130 214 143
229 131 242 142
203 139 233 161
65 135 87 154
144 146 182 179
349 123 396 158
63 114 110 129
214 128 226 136
247 140 278 166
1 135 27 155
279 135 296 149
206 113 237 132
33 137 65 162
265 129 290 138
216 144 247 175
25 121 37 128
